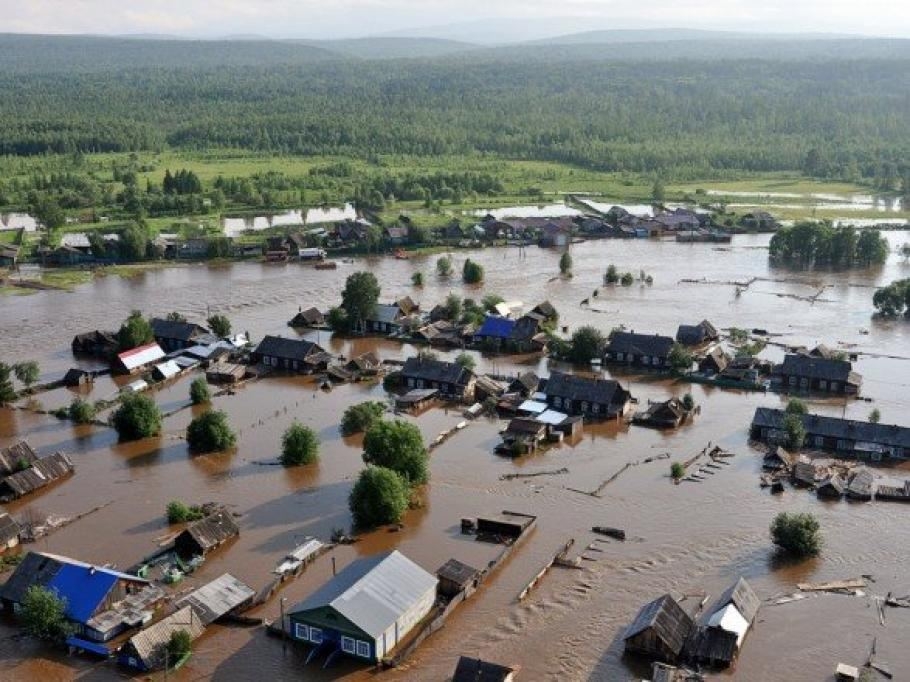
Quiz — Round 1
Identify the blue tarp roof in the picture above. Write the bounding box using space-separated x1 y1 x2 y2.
477 316 516 339
66 636 111 657
48 564 119 623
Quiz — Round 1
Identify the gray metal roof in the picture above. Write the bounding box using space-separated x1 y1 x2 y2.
290 550 437 638
176 573 255 625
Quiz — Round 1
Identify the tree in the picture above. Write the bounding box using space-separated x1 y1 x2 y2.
770 511 821 558
785 398 807 415
782 414 806 450
455 352 476 371
604 264 619 284
118 310 154 351
651 178 666 203
189 377 211 405
166 629 193 665
559 251 572 276
120 222 149 261
340 401 387 436
869 408 881 424
436 256 453 277
111 393 162 441
462 259 484 284
411 272 424 287
186 410 236 453
443 293 462 321
0 363 16 405
349 466 410 529
340 271 381 332
856 229 890 265
166 500 204 523
668 344 694 373
207 314 231 338
681 393 695 411
568 326 606 364
166 311 186 322
21 585 73 641
68 397 96 424
481 294 504 312
362 419 429 485
32 197 66 231
13 361 39 389
873 278 910 317
281 421 320 466
326 306 349 333
620 272 634 286
671 462 685 479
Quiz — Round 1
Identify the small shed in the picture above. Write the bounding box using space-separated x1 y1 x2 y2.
288 307 325 328
173 510 239 559
452 656 517 682
151 360 181 382
763 446 796 472
436 558 481 598
62 368 94 388
176 573 255 625
395 388 439 412
623 594 694 663
475 513 534 541
206 362 246 384
791 459 818 488
0 513 21 553
817 474 845 499
118 605 205 672
846 468 875 501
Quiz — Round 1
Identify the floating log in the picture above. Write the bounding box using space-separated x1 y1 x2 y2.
797 578 866 592
500 467 569 481
591 527 626 541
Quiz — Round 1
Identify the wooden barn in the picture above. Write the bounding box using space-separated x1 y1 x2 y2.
173 510 239 559
623 594 695 663
0 452 75 502
435 558 481 599
118 605 205 671
0 441 39 478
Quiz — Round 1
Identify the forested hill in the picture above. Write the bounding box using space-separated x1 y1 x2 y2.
1 33 909 179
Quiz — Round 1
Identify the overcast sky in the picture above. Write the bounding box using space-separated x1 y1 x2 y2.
4 0 909 41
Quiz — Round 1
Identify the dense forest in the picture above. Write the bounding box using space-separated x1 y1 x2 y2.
0 35 909 186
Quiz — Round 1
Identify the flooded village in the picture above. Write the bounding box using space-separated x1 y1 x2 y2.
2 208 910 682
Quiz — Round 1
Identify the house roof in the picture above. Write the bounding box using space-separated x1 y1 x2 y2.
178 510 240 553
607 331 675 358
126 605 205 668
506 418 547 436
401 356 473 387
253 335 322 363
290 307 324 326
676 320 718 345
0 513 21 545
0 452 74 499
536 409 569 426
712 577 759 624
149 318 208 343
531 301 557 319
452 656 516 682
752 407 910 450
290 550 438 639
544 371 627 406
517 399 548 415
700 346 730 373
176 573 255 625
624 594 694 656
778 354 858 384
510 372 540 394
117 343 166 371
0 441 39 477
706 604 750 647
153 360 181 380
436 558 480 588
477 316 517 339
818 474 845 495
369 304 405 325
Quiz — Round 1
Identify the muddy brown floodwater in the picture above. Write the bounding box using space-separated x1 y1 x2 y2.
2 234 910 681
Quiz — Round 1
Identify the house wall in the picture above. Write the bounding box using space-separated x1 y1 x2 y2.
604 351 668 369
780 373 855 394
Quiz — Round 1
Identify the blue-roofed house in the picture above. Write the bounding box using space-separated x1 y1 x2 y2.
0 551 159 643
474 316 516 349
287 550 438 663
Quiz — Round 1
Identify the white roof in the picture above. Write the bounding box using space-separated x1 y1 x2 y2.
153 360 181 380
291 550 437 639
117 343 166 371
61 232 90 248
536 409 569 426
518 400 548 415
531 391 547 402
123 379 149 393
707 604 750 646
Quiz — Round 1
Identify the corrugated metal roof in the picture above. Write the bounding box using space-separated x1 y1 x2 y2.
0 441 39 477
48 564 119 623
477 316 516 339
117 343 165 371
123 380 149 393
153 361 181 380
126 605 205 668
176 573 255 625
291 550 437 638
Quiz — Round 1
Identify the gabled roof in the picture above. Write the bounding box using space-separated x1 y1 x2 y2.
0 452 74 499
530 301 557 319
290 550 437 639
368 304 406 325
253 335 322 363
452 656 516 682
607 331 675 358
176 573 255 625
544 371 627 406
712 577 759 624
752 408 910 450
477 316 517 339
178 510 239 552
153 360 181 380
149 318 208 342
510 371 540 394
778 354 857 383
676 320 718 345
0 441 39 477
117 343 166 371
401 356 473 387
624 594 694 657
290 307 325 326
126 605 205 668
436 559 480 588
706 604 750 646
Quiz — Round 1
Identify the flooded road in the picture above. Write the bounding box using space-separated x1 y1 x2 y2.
2 233 910 681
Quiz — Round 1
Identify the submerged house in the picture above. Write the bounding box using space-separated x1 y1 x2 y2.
689 577 760 669
399 356 476 402
676 320 719 347
543 371 632 419
775 354 862 395
287 550 438 663
623 594 694 664
699 347 730 376
0 513 21 553
363 303 408 335
1 551 159 644
118 605 205 672
176 573 255 625
251 335 330 374
817 474 845 499
632 398 692 429
0 452 75 502
173 509 240 559
604 332 675 370
149 318 209 352
452 656 517 682
0 441 39 478
288 307 325 328
113 343 166 375
71 330 119 357
750 407 910 461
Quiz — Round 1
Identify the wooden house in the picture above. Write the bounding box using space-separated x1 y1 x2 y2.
762 446 796 472
251 335 330 374
0 441 39 478
632 398 691 429
363 303 408 335
817 474 845 499
543 371 631 419
0 452 75 502
623 594 694 663
604 332 675 370
791 458 818 488
288 307 325 328
436 559 481 599
399 356 476 402
508 372 540 397
287 551 437 663
71 330 118 357
699 347 730 376
174 509 239 559
205 362 246 384
498 418 548 456
118 605 205 671
846 468 875 501
149 318 210 352
395 389 439 413
62 368 94 387
676 320 719 347
775 354 862 395
452 656 517 682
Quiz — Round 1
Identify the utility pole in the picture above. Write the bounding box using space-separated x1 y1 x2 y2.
280 597 288 654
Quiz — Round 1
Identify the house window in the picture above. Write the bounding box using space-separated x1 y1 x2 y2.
295 623 309 641
309 627 323 645
554 397 562 407
408 378 415 388
819 380 827 391
564 399 572 411
341 636 356 654
356 641 371 658
831 382 839 392
837 440 849 450
788 376 797 386
592 403 600 414
800 378 809 388
642 356 650 365
581 401 589 413
616 352 624 361
815 436 824 447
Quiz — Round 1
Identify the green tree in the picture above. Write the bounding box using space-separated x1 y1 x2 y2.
166 500 204 523
481 294 504 312
782 413 806 450
668 344 694 373
869 408 881 423
620 272 634 286
21 585 73 641
770 511 821 558
117 310 154 351
785 398 808 415
604 264 619 284
120 222 149 261
362 419 429 485
873 279 910 317
455 352 476 371
340 401 386 436
436 256 453 277
651 178 666 203
443 293 462 321
681 393 695 411
559 251 572 276
166 630 193 665
13 361 40 389
326 306 349 333
111 393 162 441
166 311 187 322
207 314 231 338
281 421 320 466
68 397 96 424
0 363 16 405
670 462 685 479
568 326 606 364
462 259 484 284
186 410 236 453
340 271 381 332
856 229 890 265
32 197 66 231
349 466 411 529
189 377 211 405
411 272 424 287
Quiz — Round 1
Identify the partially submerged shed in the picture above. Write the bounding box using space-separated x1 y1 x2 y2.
436 558 481 598
176 573 255 625
173 510 239 559
0 441 39 478
452 656 517 682
0 452 75 502
474 513 534 541
0 513 21 553
623 594 695 663
118 605 205 672
817 474 845 499
846 468 875 501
